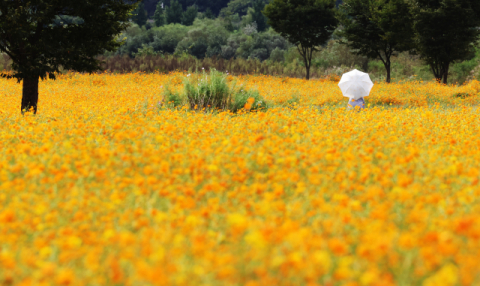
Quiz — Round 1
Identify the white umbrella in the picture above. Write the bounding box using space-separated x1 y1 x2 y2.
338 69 374 100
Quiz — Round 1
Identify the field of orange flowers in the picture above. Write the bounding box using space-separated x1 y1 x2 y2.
1 72 480 286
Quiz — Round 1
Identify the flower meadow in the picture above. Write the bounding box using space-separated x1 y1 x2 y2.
1 72 480 286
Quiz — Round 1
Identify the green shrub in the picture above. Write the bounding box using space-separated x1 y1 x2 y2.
161 85 185 108
451 56 479 84
184 69 232 109
163 69 268 112
230 88 267 113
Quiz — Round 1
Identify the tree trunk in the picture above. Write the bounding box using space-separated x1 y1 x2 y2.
431 64 442 83
298 45 312 80
442 62 450 84
378 50 392 83
301 54 311 80
21 77 39 114
385 61 391 83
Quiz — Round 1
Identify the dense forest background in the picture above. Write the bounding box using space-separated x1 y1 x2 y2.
140 0 344 16
1 0 475 84
97 0 479 84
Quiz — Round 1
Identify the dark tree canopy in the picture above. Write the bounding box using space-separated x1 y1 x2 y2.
132 2 148 26
165 0 184 24
182 5 198 26
204 7 215 19
264 0 337 79
220 0 269 17
411 0 480 84
154 1 165 26
152 0 230 16
0 0 139 113
143 0 163 17
220 0 253 16
337 0 414 83
251 0 268 32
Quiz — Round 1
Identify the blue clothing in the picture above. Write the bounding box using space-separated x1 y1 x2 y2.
348 98 365 109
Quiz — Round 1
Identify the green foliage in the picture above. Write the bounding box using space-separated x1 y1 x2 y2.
162 85 185 108
229 88 267 113
251 0 268 32
220 0 252 17
144 0 231 16
114 17 290 61
450 47 480 84
151 24 190 54
116 24 153 57
411 0 480 84
270 47 285 62
264 0 337 50
163 69 267 112
0 0 138 81
336 0 414 83
116 23 188 57
166 0 184 24
313 40 368 70
182 6 198 26
204 8 216 19
52 15 84 26
154 2 165 27
132 2 148 27
133 45 162 57
175 19 230 58
184 69 232 109
200 0 231 16
233 29 291 61
222 13 242 32
264 0 337 79
220 0 253 16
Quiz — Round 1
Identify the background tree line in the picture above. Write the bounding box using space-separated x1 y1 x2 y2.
121 0 281 61
122 0 480 84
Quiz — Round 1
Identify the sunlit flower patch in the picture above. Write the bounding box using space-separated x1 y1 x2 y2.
0 72 479 286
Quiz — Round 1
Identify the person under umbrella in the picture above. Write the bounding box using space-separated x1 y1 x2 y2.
348 97 365 110
338 69 374 110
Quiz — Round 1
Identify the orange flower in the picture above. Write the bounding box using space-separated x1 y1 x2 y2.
244 97 255 110
0 72 478 285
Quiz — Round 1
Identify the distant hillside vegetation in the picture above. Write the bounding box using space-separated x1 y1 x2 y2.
142 0 343 17
142 0 230 17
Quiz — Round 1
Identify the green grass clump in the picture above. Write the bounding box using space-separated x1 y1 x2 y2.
162 69 268 113
229 89 268 113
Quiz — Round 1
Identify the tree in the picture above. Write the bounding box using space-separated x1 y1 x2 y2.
160 0 230 15
410 0 480 84
0 0 138 114
143 0 163 17
264 0 338 80
199 0 230 15
165 0 184 24
251 0 268 32
337 0 414 83
132 2 148 27
204 8 215 19
182 6 198 26
154 1 165 26
220 0 252 16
